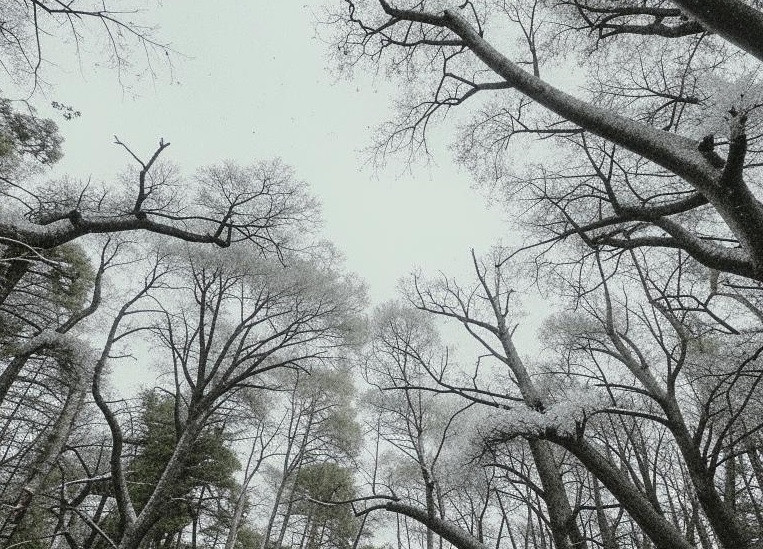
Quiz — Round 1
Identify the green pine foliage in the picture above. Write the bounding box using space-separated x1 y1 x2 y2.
128 391 241 544
293 462 359 549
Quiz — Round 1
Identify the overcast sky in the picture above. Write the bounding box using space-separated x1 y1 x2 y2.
36 1 510 306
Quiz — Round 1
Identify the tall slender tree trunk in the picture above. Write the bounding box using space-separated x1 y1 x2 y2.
493 325 586 549
556 436 695 549
275 484 298 549
665 408 752 549
351 513 368 549
262 474 289 549
116 417 204 549
4 381 86 545
224 484 251 549
419 460 436 549
592 476 618 549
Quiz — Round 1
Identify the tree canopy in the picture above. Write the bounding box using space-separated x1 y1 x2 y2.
2 2 763 549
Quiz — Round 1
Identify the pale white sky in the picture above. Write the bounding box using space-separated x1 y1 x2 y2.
34 1 511 305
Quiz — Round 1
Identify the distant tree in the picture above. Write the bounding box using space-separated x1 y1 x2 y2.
363 304 484 549
260 368 362 549
223 391 280 549
292 462 360 549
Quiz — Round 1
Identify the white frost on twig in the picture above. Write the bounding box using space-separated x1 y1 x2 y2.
480 387 608 437
0 205 72 240
9 329 95 370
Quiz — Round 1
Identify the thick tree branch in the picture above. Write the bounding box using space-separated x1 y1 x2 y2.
671 0 763 63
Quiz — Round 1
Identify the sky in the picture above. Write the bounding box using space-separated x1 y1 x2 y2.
34 1 510 305
18 2 555 393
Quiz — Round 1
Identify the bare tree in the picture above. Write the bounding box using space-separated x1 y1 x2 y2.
87 243 363 549
333 0 763 282
402 257 694 549
363 304 476 549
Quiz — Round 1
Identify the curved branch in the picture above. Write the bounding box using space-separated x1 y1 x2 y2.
671 0 763 63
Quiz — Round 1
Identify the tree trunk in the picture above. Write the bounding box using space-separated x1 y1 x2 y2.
116 417 204 549
261 473 289 549
351 513 368 549
555 436 695 549
4 382 86 545
592 476 618 549
224 484 250 549
419 459 436 549
493 325 586 549
274 484 297 549
528 439 586 549
666 413 752 549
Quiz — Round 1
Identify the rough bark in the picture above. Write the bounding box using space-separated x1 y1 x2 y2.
384 501 491 549
554 436 695 549
491 301 586 549
671 0 763 63
116 418 204 549
667 416 752 549
529 439 587 549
